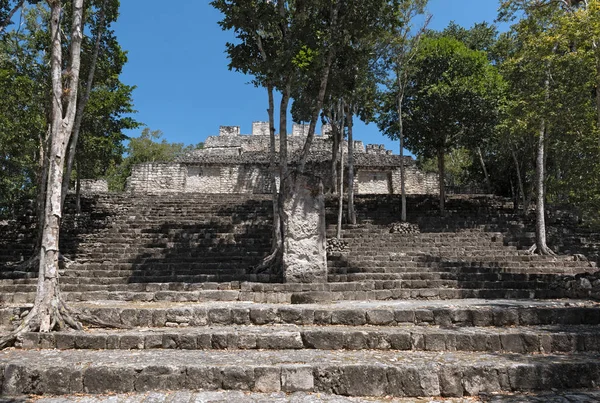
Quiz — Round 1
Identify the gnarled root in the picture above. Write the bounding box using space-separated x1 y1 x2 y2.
0 297 82 349
527 244 557 256
249 248 283 276
0 300 128 350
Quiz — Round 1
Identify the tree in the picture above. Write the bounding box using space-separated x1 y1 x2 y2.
382 35 503 214
498 0 600 253
0 11 46 217
0 0 137 348
0 0 86 348
378 0 430 222
213 0 371 280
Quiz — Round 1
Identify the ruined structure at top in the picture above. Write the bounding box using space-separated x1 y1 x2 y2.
125 122 439 194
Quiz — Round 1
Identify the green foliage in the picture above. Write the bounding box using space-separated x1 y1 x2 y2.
493 0 600 217
379 35 504 158
0 1 138 216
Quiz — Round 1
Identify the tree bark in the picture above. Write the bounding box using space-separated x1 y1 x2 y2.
397 93 407 222
61 0 108 208
476 146 492 194
330 117 339 194
267 83 281 257
594 40 600 148
336 126 344 239
437 148 446 215
531 70 555 256
346 106 356 225
511 146 526 211
297 0 340 173
0 0 86 348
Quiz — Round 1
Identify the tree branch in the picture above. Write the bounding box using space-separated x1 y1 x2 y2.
0 0 25 34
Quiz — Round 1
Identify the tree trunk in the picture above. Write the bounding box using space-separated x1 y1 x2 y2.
0 0 86 348
437 148 446 215
511 146 526 211
297 0 340 173
276 81 292 274
336 125 344 239
398 95 407 222
476 146 492 194
61 0 108 209
267 84 280 250
531 69 555 256
330 120 339 194
346 106 356 225
594 41 600 149
75 165 81 214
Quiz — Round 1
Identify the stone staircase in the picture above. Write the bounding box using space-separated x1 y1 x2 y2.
1 193 600 399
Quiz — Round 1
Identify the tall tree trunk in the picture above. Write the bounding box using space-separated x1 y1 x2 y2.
61 0 107 208
397 94 407 222
437 148 446 215
34 125 51 260
1 0 86 348
511 146 526 211
531 70 555 256
267 83 281 254
476 146 492 194
346 106 356 225
75 162 81 213
330 120 339 194
297 0 340 173
594 41 600 148
336 128 344 239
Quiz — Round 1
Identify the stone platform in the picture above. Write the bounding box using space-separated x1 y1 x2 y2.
1 194 600 399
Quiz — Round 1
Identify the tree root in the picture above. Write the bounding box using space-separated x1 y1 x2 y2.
0 301 129 350
527 244 557 256
8 255 39 271
249 249 283 276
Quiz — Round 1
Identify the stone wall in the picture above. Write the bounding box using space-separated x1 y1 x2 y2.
186 164 274 194
356 170 392 194
391 165 439 195
126 122 440 195
79 179 108 193
127 163 186 193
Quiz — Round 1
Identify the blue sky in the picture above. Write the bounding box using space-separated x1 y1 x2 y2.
113 0 507 154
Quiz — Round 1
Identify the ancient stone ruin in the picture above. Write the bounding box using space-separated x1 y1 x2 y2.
1 156 600 399
125 122 439 195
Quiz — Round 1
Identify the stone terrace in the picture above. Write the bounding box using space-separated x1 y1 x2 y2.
1 193 600 399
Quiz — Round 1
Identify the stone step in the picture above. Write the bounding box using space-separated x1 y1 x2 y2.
2 349 599 397
4 299 598 328
18 324 600 354
1 283 595 304
15 389 600 402
0 278 570 294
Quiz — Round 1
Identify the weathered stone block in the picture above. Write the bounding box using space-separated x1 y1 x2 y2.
186 367 222 390
281 366 314 392
302 330 344 350
221 367 253 390
84 366 136 393
254 366 281 392
135 365 186 392
367 309 394 325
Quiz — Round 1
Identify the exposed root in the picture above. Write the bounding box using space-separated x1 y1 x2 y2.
249 249 283 276
527 244 557 256
74 311 131 330
8 255 39 271
0 301 128 350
